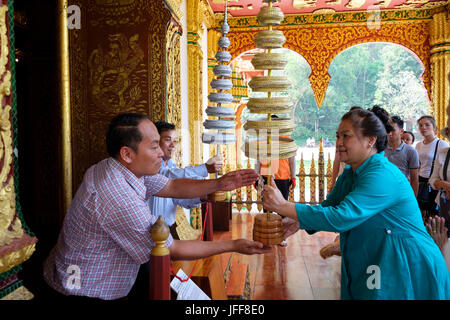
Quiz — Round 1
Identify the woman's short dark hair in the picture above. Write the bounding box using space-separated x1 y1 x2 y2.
403 130 415 143
106 113 149 158
154 121 175 135
341 107 391 153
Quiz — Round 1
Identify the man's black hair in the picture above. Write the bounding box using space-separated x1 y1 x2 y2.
106 113 149 158
154 121 175 135
391 115 404 129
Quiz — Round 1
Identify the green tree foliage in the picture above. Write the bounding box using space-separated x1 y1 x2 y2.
272 43 429 146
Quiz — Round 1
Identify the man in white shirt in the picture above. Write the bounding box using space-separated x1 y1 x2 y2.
148 121 222 236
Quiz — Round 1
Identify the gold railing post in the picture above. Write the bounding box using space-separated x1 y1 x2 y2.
310 153 317 204
318 139 325 203
326 152 333 194
298 152 305 203
149 216 171 300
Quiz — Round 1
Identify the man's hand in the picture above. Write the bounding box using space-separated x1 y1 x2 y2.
217 169 259 191
232 239 272 254
205 155 222 174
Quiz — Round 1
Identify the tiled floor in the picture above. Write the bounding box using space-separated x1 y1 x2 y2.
213 211 341 300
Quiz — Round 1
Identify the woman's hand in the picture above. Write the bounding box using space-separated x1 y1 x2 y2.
281 217 300 240
262 176 298 219
425 216 449 253
262 176 289 212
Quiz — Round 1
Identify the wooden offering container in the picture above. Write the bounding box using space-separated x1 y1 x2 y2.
208 191 226 202
253 213 283 246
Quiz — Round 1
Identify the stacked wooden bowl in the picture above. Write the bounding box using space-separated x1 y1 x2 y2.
243 0 298 245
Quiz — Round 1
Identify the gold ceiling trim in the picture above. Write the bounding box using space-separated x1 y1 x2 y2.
214 7 439 30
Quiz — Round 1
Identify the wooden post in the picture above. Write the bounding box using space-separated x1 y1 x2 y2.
149 216 171 300
202 201 214 241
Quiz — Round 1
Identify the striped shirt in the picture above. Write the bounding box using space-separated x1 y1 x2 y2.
43 157 173 300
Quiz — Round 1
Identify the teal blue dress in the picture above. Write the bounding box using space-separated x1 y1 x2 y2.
296 152 450 299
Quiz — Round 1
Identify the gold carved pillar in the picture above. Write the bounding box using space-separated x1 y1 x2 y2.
0 1 37 299
429 8 450 133
166 18 183 167
187 0 215 166
187 0 203 167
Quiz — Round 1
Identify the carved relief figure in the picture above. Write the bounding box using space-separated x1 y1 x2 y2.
88 33 145 113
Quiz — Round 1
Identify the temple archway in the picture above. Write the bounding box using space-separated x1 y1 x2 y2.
227 21 431 110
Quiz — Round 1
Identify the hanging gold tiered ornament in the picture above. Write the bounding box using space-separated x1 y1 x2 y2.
203 0 235 201
243 0 297 246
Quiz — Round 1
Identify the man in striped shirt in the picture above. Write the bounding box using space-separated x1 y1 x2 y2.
43 113 269 300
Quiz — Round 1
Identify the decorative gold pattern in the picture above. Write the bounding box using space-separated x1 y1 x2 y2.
166 19 183 167
318 140 325 203
429 10 450 133
309 153 316 203
0 243 36 274
222 9 435 29
0 285 34 300
326 153 333 193
187 0 205 167
164 0 183 23
175 206 202 240
0 5 23 247
298 153 305 202
69 0 174 191
227 21 431 108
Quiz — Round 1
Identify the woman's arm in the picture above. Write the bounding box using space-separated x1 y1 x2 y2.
263 167 400 233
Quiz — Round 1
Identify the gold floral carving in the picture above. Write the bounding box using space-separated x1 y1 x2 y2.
228 21 431 108
429 10 450 135
0 243 36 274
88 33 146 113
166 19 183 167
187 0 205 167
0 285 34 300
164 0 183 23
0 5 23 247
69 0 174 191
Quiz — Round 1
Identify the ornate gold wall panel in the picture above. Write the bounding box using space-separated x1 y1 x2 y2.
164 0 183 23
68 0 175 192
227 18 431 109
166 18 183 167
187 0 210 166
0 2 36 293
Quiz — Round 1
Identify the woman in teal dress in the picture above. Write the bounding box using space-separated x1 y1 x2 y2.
262 108 450 299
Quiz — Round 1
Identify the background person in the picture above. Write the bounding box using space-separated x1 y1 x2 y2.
415 115 448 218
150 121 222 233
262 108 450 299
402 131 415 146
385 115 419 196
